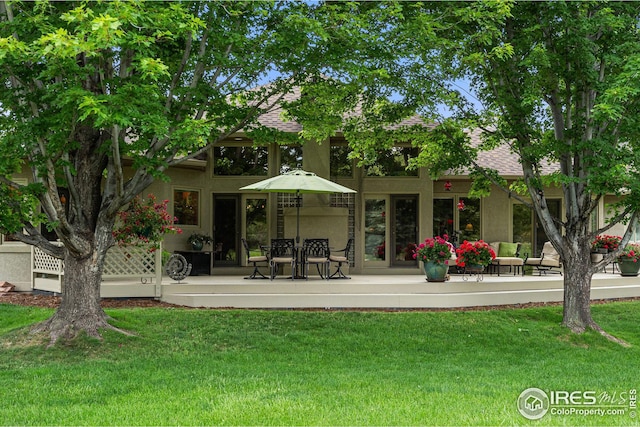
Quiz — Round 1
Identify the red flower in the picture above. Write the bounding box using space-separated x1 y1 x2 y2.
455 240 496 267
413 235 454 264
618 244 640 262
113 194 182 250
592 235 622 251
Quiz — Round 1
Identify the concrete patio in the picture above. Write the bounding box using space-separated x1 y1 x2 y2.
149 271 640 309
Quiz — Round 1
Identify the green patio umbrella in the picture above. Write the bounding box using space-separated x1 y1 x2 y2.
239 169 356 243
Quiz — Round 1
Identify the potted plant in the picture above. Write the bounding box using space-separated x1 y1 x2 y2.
187 233 213 251
455 240 496 272
592 235 622 254
413 235 454 282
617 243 640 276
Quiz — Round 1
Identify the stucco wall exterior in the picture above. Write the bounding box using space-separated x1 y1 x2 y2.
3 139 604 283
0 245 31 291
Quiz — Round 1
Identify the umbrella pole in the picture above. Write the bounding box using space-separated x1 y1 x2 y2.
296 192 301 244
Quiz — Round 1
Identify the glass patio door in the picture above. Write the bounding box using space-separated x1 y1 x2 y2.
244 198 268 256
391 196 418 267
512 199 561 257
433 197 480 246
364 195 418 267
513 203 533 258
364 198 386 264
213 195 239 266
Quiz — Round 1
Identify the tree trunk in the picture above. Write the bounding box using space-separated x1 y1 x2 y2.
562 247 595 333
561 242 630 346
32 247 124 346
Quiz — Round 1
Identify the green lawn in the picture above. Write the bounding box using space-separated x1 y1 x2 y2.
1 302 639 426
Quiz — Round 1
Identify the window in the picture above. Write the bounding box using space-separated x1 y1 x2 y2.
213 145 268 176
433 197 481 243
245 198 268 252
513 203 533 257
330 140 353 177
174 189 199 226
459 198 480 242
365 146 419 177
433 198 454 237
364 199 386 262
280 145 302 173
535 199 560 255
392 196 418 265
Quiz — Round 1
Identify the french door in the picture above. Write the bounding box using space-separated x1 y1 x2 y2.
433 197 481 246
364 195 418 267
214 195 269 267
213 195 239 266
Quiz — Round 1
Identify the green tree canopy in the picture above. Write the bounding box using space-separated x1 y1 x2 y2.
307 1 640 341
0 0 401 344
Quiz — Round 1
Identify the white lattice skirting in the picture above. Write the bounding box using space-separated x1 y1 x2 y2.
32 243 163 296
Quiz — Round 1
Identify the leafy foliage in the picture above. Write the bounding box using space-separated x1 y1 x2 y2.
112 194 181 249
310 1 640 333
0 182 46 236
0 1 408 339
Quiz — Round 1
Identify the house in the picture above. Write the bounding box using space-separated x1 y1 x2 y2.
0 94 620 293
145 126 570 278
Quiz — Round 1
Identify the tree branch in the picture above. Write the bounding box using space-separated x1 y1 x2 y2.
9 223 65 259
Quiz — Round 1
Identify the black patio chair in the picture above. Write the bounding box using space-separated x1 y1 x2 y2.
302 238 330 280
269 238 296 280
329 238 353 279
241 238 269 279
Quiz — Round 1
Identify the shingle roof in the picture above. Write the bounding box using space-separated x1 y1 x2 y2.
467 128 559 177
249 85 559 177
255 86 303 133
476 145 526 176
251 84 431 133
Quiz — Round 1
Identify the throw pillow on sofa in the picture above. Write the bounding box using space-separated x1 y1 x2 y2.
498 242 519 257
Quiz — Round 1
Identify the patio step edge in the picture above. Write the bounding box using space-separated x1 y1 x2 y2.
160 276 637 296
160 283 640 309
